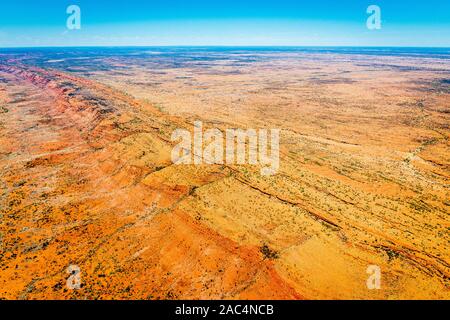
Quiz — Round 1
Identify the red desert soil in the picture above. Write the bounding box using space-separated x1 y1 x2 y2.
0 64 301 299
0 51 449 300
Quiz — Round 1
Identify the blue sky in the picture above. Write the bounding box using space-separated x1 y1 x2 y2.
0 0 449 47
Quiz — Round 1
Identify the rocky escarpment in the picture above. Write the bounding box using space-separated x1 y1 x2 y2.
0 64 302 300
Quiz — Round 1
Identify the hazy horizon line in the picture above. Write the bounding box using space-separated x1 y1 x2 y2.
1 45 450 49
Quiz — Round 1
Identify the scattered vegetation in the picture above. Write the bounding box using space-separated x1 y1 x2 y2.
260 244 279 260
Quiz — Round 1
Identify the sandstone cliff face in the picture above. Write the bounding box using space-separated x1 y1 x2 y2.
0 65 301 299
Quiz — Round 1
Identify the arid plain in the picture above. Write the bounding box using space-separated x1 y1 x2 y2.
0 48 449 299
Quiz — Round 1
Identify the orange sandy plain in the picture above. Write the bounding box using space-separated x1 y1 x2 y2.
0 49 448 299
